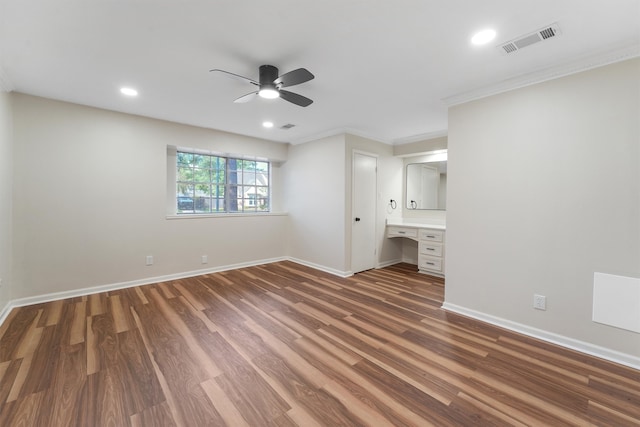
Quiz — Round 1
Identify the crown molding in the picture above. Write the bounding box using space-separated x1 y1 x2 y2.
343 128 391 145
288 128 348 145
0 65 14 93
393 129 448 145
290 127 391 146
443 42 640 107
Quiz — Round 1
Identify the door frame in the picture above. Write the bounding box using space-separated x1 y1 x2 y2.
350 149 378 274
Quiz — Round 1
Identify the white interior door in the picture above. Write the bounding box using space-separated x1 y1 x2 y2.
352 152 377 273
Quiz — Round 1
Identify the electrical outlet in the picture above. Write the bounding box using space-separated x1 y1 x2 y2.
146 255 154 266
533 294 547 310
201 255 208 264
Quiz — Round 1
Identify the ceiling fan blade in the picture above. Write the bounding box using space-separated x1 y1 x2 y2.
234 91 258 103
274 68 314 88
210 69 258 86
279 90 313 107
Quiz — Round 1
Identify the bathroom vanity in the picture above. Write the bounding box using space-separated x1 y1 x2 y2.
386 220 446 277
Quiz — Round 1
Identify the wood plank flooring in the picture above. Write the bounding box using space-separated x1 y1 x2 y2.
0 261 638 426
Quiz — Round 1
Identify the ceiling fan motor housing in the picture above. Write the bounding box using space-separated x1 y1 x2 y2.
259 65 279 89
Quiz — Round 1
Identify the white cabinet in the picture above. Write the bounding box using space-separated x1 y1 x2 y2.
419 229 443 242
417 228 445 276
386 226 418 240
386 223 445 277
419 241 443 257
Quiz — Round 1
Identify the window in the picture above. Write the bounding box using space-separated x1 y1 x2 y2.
176 151 270 214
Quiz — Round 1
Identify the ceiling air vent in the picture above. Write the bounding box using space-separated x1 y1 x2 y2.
498 23 561 54
280 123 296 130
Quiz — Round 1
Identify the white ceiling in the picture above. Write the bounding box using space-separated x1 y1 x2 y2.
0 0 638 144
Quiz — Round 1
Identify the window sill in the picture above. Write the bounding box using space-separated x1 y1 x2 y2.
166 212 288 220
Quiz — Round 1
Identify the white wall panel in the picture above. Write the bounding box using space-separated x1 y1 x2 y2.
446 58 640 358
593 272 640 334
283 134 347 273
11 94 289 299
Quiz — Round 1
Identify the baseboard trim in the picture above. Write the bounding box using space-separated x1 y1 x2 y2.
0 257 287 325
0 256 351 326
3 262 637 371
377 258 403 269
0 301 13 327
442 302 640 371
401 256 418 265
287 257 352 278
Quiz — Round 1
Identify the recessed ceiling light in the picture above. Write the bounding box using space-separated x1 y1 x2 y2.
262 121 274 128
120 87 138 97
471 29 497 45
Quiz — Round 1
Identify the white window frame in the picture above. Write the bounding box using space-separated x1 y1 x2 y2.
167 146 272 216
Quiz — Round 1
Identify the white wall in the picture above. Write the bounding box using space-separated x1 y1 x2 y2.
11 94 289 299
393 136 447 157
283 134 347 274
445 58 640 359
283 133 404 275
6 94 408 302
0 90 13 310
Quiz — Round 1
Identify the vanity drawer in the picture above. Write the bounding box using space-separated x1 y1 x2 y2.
419 229 444 242
419 256 443 272
387 226 418 239
419 241 443 257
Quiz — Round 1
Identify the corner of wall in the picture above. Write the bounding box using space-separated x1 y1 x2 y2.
0 90 14 309
0 65 14 93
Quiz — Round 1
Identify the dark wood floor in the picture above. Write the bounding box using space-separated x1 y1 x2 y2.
0 261 638 426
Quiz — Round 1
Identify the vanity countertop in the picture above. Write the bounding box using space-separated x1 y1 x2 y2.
386 218 446 230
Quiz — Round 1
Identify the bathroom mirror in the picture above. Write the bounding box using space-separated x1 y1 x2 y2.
406 161 447 210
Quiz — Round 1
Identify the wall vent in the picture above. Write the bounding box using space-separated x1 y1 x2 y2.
498 23 561 54
280 123 296 130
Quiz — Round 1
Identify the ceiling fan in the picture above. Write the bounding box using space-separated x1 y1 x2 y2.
210 65 314 107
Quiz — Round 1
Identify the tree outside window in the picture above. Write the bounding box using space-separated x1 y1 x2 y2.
177 152 270 214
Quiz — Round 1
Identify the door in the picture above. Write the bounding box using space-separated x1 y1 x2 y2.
351 152 377 273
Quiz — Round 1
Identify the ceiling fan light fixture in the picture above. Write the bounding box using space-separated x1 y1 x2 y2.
211 65 313 106
258 87 279 99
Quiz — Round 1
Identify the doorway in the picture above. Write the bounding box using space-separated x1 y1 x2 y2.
351 151 377 274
